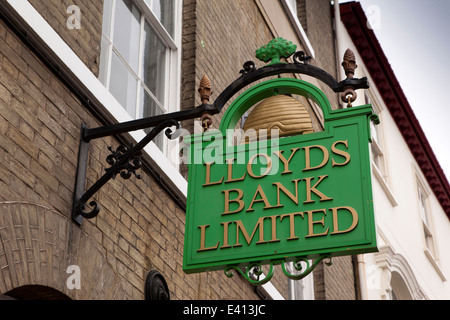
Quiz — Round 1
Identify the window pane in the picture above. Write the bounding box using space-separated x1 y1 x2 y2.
102 0 114 38
99 36 111 85
142 22 166 105
145 0 175 37
418 187 429 224
110 52 137 116
141 86 164 149
114 0 141 72
425 233 436 257
141 86 164 118
370 121 379 144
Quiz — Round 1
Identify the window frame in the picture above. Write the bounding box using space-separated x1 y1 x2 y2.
413 168 446 281
366 89 398 207
416 177 437 259
366 91 386 178
286 261 315 300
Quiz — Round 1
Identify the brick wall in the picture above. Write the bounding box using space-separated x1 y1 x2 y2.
325 256 357 299
29 0 103 76
180 0 197 179
0 2 263 300
314 256 357 300
0 18 84 214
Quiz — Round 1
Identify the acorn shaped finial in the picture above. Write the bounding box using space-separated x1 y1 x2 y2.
198 74 212 104
342 48 357 78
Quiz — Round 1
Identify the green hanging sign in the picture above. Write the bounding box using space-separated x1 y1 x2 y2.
183 77 378 284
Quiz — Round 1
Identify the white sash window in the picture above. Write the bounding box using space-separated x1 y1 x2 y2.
99 0 181 152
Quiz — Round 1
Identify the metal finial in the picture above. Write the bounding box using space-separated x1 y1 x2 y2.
198 74 212 104
341 49 358 106
198 74 213 131
342 48 357 78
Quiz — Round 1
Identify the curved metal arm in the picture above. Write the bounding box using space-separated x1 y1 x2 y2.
213 56 369 113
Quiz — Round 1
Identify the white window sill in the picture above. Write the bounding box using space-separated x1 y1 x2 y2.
424 248 447 282
372 162 398 207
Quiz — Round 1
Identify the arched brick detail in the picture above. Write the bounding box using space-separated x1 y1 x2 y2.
0 202 128 299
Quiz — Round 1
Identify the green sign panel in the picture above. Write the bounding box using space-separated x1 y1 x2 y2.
183 78 378 277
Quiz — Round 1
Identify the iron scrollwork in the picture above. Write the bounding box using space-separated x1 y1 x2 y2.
224 255 333 285
239 61 257 75
281 255 333 280
225 262 275 286
106 145 143 180
293 51 312 64
73 119 182 224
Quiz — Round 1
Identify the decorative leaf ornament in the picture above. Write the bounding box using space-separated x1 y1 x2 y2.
256 37 297 65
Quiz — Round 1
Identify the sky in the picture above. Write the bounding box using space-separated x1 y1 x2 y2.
341 0 450 181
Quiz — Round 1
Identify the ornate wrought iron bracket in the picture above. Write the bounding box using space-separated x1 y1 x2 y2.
224 255 333 286
72 104 214 225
